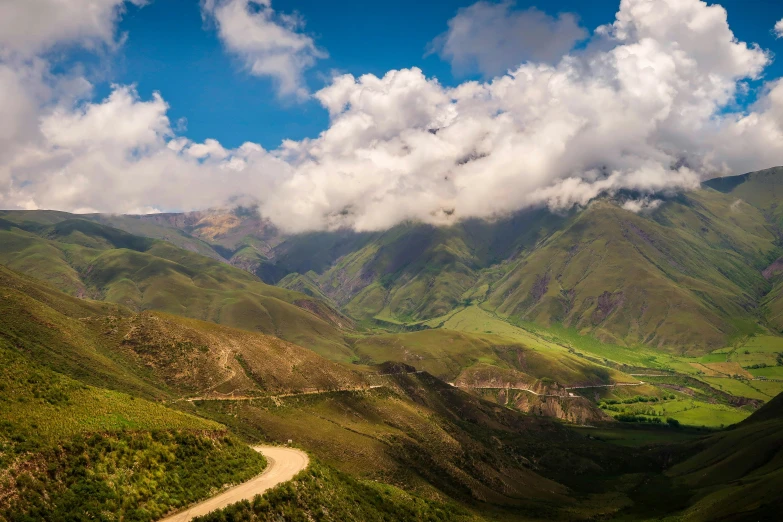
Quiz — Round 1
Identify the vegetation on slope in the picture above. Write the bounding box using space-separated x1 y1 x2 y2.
487 192 777 352
649 392 783 520
0 343 266 522
191 371 675 520
0 215 353 360
119 311 365 398
15 169 783 354
193 460 478 522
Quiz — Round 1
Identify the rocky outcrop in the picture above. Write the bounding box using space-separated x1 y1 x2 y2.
502 390 611 425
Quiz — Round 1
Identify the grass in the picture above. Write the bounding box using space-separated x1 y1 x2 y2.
0 343 220 448
188 372 668 518
352 327 623 387
701 377 778 400
0 343 268 522
659 389 783 520
485 194 778 353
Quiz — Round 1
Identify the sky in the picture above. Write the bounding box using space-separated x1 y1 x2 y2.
4 0 783 231
114 0 783 149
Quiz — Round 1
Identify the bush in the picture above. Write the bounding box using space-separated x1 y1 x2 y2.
3 430 266 522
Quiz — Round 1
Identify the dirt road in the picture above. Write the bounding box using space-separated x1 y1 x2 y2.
159 446 309 522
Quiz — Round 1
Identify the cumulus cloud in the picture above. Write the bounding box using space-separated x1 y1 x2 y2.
4 0 783 233
775 18 783 38
0 0 145 56
428 1 587 77
201 0 326 98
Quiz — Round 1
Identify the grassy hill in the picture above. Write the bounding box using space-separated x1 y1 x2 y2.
487 191 778 352
0 214 354 360
0 288 267 520
0 344 266 521
644 392 783 520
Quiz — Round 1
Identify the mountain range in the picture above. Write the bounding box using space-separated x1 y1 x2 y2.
2 168 783 520
29 167 783 353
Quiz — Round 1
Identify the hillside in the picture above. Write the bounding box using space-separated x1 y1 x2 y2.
0 264 365 401
0 292 267 520
652 392 783 520
487 191 778 352
0 214 354 360
0 264 636 519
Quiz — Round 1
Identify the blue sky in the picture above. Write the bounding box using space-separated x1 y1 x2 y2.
111 0 783 150
6 0 783 225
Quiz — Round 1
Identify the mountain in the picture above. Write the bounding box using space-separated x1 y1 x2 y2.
0 263 363 401
703 166 783 333
0 209 651 415
0 263 644 520
0 214 354 360
486 190 777 352
70 170 783 352
0 265 269 520
2 218 783 520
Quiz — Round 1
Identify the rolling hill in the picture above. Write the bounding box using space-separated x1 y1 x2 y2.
0 214 354 360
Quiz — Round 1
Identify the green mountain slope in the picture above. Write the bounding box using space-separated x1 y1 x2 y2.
657 393 783 520
82 173 783 353
0 277 267 520
3 244 783 520
25 171 782 353
0 264 364 401
487 191 778 352
0 215 353 360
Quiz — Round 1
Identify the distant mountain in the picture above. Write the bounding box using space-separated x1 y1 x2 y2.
57 167 783 353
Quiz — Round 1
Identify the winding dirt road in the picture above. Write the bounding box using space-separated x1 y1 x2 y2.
159 446 309 522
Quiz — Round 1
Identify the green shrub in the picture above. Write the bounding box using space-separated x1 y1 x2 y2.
193 460 476 522
2 430 266 521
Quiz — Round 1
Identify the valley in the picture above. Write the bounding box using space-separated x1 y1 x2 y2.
1 170 783 520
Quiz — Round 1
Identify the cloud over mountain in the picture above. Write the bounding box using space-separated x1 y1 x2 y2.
2 0 783 231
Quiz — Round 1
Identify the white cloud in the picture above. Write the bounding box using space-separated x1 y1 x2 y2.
428 1 587 77
201 0 326 98
622 198 662 213
4 0 783 233
775 18 783 38
0 0 145 56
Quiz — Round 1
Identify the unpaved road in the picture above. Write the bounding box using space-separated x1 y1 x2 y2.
180 384 383 402
159 446 309 522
